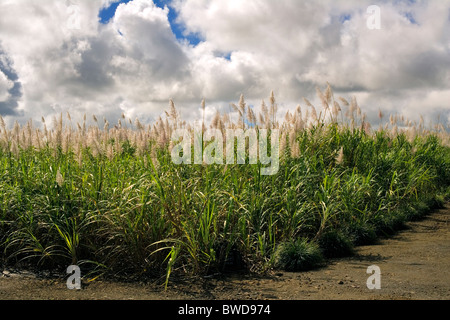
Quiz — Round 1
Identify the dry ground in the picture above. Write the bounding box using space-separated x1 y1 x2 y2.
1 204 449 300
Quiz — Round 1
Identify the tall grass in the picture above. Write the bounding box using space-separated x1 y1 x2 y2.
1 84 449 286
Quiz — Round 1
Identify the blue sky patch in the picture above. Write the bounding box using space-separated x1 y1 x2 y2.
98 0 202 46
339 14 352 23
98 0 132 24
403 11 418 25
222 52 232 61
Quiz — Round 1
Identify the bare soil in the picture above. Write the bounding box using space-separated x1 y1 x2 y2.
1 204 449 300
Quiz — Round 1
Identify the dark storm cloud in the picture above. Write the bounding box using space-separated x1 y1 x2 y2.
0 43 22 116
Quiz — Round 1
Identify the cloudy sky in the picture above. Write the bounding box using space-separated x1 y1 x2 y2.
0 0 449 127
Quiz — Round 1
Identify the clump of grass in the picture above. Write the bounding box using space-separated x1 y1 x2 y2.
273 238 324 271
373 211 408 237
344 223 378 246
317 230 354 258
403 201 430 221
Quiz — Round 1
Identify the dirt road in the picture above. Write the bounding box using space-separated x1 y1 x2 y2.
1 204 449 300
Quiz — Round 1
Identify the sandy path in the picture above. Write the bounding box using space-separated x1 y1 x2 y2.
1 203 449 300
